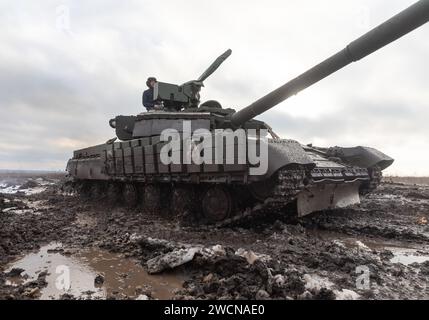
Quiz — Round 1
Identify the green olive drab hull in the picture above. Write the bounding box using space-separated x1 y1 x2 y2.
66 1 428 224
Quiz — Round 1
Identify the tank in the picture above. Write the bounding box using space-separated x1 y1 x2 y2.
66 1 429 225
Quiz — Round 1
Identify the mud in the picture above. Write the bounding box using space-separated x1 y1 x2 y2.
3 242 186 300
1 172 428 300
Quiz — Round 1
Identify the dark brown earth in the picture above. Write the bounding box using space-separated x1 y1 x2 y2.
1 172 428 300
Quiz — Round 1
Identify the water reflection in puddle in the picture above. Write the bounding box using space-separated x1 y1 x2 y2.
4 242 186 300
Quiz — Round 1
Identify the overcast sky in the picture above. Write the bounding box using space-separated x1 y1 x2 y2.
0 0 428 175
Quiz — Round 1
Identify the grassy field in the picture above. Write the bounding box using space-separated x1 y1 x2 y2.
384 176 429 185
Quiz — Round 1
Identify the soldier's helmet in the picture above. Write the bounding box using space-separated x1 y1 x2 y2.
146 77 157 88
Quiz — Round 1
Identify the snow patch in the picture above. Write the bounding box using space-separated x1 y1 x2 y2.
334 289 361 300
303 274 334 292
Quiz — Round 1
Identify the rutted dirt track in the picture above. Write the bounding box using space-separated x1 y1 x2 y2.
0 172 428 300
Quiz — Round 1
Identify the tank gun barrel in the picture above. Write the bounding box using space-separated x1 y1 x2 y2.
231 0 429 127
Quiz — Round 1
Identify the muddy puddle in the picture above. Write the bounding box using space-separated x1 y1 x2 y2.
4 243 186 300
307 229 429 266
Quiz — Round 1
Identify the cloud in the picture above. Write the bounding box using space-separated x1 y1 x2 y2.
0 0 428 175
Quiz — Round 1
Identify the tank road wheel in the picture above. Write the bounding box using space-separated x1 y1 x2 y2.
123 183 139 208
249 177 276 201
143 185 161 214
171 187 190 216
170 186 200 221
159 184 173 218
136 184 145 207
77 181 92 199
201 187 232 223
107 182 122 205
89 182 106 200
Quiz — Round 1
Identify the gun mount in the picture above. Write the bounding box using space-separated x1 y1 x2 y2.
153 49 232 110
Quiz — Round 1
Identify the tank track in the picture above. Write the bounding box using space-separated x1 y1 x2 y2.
214 165 383 227
212 168 307 228
64 166 382 228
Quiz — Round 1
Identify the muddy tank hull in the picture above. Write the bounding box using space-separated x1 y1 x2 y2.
66 132 392 224
64 0 429 224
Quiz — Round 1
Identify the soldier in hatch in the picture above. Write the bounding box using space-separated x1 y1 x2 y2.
142 77 163 111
